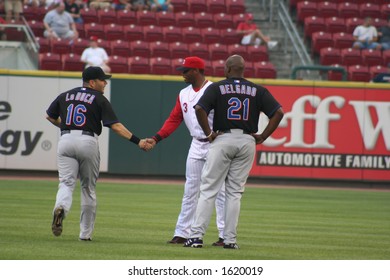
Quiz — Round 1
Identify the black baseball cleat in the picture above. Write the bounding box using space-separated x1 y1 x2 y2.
167 236 187 244
183 238 203 248
52 207 64 237
79 238 92 241
223 243 239 249
212 237 224 246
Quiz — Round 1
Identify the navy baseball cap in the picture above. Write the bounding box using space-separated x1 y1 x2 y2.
176 56 205 71
82 66 112 81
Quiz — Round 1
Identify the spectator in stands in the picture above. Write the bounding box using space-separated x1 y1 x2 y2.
89 0 111 9
352 17 381 50
0 16 6 40
131 0 149 11
150 0 173 12
24 0 46 7
372 63 390 83
43 1 78 42
111 0 131 10
378 18 390 51
236 13 278 50
5 0 23 22
81 36 111 73
65 0 83 24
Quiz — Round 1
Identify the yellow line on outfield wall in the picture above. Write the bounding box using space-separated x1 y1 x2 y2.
1 68 389 89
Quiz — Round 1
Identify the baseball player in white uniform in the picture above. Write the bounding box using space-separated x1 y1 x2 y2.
146 57 226 246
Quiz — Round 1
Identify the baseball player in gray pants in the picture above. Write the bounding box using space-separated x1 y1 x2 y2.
46 67 148 241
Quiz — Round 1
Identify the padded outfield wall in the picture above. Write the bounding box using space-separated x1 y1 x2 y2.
0 69 389 182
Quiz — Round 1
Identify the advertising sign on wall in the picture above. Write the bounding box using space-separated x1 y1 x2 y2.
252 83 390 181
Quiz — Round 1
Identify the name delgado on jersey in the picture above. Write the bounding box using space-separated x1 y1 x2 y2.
219 84 257 96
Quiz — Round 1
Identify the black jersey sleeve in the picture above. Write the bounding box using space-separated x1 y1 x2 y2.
46 96 60 119
99 94 119 127
259 87 281 118
195 82 219 113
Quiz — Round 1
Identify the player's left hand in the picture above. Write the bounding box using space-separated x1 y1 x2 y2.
252 133 266 145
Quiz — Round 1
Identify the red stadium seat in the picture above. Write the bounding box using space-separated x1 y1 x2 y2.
104 24 124 41
75 23 86 39
348 65 370 82
143 25 164 42
220 28 242 45
175 11 195 28
188 42 210 60
39 53 62 71
381 3 390 20
62 53 84 72
296 1 318 23
362 49 383 67
232 13 246 26
80 8 97 24
212 59 226 77
325 17 346 34
304 16 326 40
346 17 364 34
169 42 190 59
195 12 215 28
110 56 129 73
35 6 49 21
150 57 172 75
117 10 137 25
247 45 269 61
337 2 359 19
36 37 51 53
243 62 256 78
317 1 338 18
359 3 380 19
214 13 234 29
98 8 117 24
28 20 44 37
128 56 151 74
123 24 144 42
110 40 131 57
254 61 277 79
201 27 221 44
182 26 202 44
150 41 170 58
189 0 207 14
157 11 176 27
85 23 105 39
311 31 333 55
383 50 390 66
22 5 37 21
171 57 185 73
96 39 111 55
5 24 25 41
327 64 345 81
341 48 362 66
372 18 387 30
162 26 183 43
208 43 228 61
226 0 245 15
171 0 188 12
370 65 387 80
333 32 355 49
227 44 249 61
137 10 157 26
72 38 90 55
320 47 341 66
51 38 72 55
208 0 227 14
130 40 150 58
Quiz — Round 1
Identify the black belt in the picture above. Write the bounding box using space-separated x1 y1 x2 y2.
61 130 95 137
219 129 251 134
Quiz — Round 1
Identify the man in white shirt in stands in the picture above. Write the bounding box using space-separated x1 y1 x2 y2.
352 17 381 50
81 36 111 73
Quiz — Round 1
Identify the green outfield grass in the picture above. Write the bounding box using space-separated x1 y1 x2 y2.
0 179 389 260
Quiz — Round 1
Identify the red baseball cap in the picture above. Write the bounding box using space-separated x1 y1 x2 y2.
176 56 205 71
90 36 98 42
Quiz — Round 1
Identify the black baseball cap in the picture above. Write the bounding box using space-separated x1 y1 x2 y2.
82 66 112 81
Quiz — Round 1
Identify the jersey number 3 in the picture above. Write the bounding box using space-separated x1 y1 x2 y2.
227 97 249 121
66 104 87 126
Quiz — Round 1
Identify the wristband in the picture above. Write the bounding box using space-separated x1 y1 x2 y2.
129 134 140 145
206 131 213 138
152 134 162 143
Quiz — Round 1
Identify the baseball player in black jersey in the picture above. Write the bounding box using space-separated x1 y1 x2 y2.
184 55 284 249
46 66 147 241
